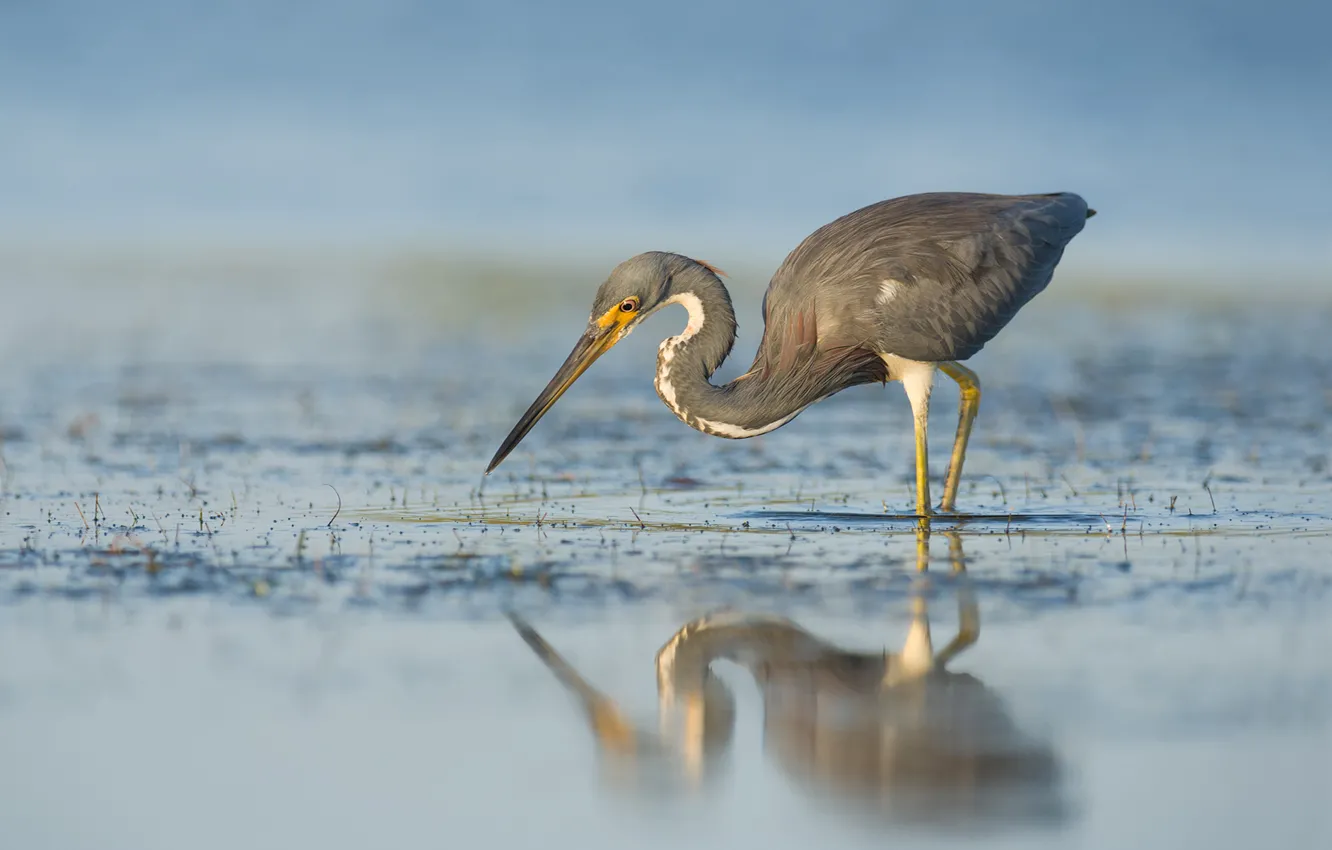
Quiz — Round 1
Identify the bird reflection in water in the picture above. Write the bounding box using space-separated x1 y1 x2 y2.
508 532 1069 830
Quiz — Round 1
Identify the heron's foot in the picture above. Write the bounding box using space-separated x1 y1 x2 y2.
913 508 935 537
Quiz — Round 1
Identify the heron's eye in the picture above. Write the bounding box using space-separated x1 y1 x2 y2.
619 298 639 313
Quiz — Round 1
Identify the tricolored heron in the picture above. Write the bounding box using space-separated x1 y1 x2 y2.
487 192 1095 516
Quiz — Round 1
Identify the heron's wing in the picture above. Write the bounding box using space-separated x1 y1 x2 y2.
761 192 1093 363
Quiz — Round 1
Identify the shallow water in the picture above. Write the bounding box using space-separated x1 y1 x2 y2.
1 267 1329 848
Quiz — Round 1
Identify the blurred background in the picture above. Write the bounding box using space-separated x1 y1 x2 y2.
2 0 1329 290
3 6 1331 849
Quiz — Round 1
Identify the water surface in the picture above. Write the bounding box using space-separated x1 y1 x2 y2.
1 269 1329 848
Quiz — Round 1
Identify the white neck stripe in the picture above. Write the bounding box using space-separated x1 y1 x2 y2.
652 291 803 439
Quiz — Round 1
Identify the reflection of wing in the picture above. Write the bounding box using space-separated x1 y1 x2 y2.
761 669 1063 823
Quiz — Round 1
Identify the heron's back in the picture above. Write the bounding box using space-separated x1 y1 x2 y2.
759 192 1093 366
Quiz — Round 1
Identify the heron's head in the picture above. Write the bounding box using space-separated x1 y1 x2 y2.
486 252 722 474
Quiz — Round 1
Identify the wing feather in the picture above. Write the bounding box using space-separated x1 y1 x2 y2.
755 192 1092 365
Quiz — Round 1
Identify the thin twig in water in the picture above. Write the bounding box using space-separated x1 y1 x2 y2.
75 502 90 530
1060 475 1079 498
1203 481 1216 513
326 484 342 528
629 507 646 530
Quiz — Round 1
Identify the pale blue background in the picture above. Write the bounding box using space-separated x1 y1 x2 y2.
2 0 1329 280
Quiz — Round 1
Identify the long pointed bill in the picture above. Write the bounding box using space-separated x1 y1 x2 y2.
486 323 623 473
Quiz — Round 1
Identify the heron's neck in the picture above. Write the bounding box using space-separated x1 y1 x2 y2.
653 276 812 438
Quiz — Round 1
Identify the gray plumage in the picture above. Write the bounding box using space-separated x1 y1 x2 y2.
760 191 1092 365
487 190 1094 511
586 192 1091 436
595 252 739 379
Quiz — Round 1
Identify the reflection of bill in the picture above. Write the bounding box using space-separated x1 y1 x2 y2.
508 534 1069 829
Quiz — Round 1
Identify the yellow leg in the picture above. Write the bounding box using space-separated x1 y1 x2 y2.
915 525 930 572
895 361 935 524
938 361 982 513
913 408 932 521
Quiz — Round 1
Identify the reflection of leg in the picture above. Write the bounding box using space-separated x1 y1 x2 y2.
895 575 935 683
939 361 982 513
933 532 980 667
886 526 936 685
